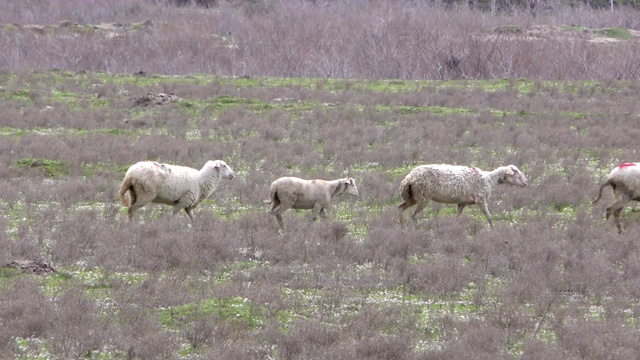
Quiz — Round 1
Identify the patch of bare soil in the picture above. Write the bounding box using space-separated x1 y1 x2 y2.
5 20 153 38
4 260 57 275
132 92 181 107
489 24 639 44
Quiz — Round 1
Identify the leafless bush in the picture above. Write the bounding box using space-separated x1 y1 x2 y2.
2 1 640 79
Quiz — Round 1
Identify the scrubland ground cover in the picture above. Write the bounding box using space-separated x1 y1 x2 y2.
2 1 640 359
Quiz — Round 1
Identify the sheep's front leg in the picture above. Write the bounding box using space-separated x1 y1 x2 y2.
457 204 466 216
311 203 323 221
478 202 493 227
171 204 185 217
184 207 195 222
318 207 328 219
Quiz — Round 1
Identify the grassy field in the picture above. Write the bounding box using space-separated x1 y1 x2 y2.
1 69 640 359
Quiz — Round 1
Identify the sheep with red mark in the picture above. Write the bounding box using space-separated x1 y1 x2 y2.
119 160 235 222
264 177 359 230
592 162 640 233
398 164 528 226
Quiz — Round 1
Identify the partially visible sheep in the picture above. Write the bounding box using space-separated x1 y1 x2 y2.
264 177 359 230
398 164 528 226
592 162 640 233
119 160 235 221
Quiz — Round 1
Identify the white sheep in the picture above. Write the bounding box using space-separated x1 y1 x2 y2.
398 164 528 226
592 162 640 233
119 160 235 221
264 177 359 230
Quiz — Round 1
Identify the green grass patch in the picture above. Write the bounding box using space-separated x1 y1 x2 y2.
595 27 633 40
0 127 25 136
16 158 71 177
159 297 264 329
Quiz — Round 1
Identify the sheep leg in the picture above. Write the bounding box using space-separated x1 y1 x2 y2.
184 207 195 222
457 204 466 216
606 196 630 233
269 198 281 214
319 208 328 219
398 200 416 225
171 203 187 219
411 202 427 222
612 208 624 233
478 202 493 227
311 203 323 221
127 189 156 221
271 203 291 231
275 214 285 230
606 203 627 233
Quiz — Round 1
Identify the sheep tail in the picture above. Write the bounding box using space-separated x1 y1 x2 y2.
399 179 413 204
119 176 135 207
592 180 612 204
263 189 276 204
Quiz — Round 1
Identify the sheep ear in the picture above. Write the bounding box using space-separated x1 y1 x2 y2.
506 169 514 175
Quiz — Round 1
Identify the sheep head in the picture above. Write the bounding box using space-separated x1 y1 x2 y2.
211 160 236 180
501 165 528 187
345 177 359 197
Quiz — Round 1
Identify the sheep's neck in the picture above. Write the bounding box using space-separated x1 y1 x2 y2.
328 179 345 198
198 167 221 197
486 167 508 187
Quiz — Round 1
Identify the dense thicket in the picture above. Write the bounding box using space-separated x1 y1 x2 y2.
1 0 640 79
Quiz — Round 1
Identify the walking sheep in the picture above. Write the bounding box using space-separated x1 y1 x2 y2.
592 162 640 233
264 177 359 230
119 160 235 222
398 164 528 226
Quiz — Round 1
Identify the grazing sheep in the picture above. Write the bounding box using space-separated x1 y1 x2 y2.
592 162 640 233
119 160 235 221
264 177 359 230
398 164 528 226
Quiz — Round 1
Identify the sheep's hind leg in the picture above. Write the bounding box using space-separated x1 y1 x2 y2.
612 208 624 233
607 204 627 233
271 203 291 231
269 192 282 214
127 191 155 221
269 199 281 214
411 202 427 223
398 199 416 225
606 196 630 233
275 214 285 230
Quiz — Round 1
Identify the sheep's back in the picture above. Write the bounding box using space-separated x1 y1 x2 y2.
407 165 489 201
271 177 332 201
609 165 640 196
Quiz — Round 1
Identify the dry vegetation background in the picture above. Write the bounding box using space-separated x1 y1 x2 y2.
2 0 640 79
2 0 640 359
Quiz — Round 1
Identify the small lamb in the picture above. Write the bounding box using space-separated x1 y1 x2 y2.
398 164 528 226
264 177 359 230
592 162 640 233
119 160 235 221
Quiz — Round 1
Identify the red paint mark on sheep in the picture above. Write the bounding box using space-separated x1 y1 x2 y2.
618 163 637 169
